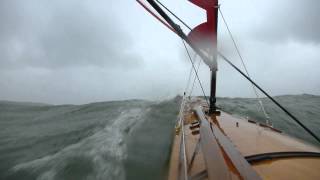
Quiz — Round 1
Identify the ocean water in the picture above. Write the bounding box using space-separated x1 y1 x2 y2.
216 94 320 145
0 94 319 180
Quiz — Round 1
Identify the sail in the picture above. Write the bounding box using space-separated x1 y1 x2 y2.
187 0 218 70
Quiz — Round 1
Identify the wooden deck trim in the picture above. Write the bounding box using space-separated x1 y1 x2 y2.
210 117 262 180
195 106 262 180
168 133 180 180
195 106 231 180
169 97 320 180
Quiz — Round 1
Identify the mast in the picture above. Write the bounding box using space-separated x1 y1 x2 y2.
209 0 219 114
188 0 219 114
139 0 320 153
140 0 219 113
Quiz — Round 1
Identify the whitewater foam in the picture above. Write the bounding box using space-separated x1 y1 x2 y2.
12 108 144 180
1 95 319 180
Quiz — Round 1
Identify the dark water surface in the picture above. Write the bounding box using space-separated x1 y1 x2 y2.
0 94 319 179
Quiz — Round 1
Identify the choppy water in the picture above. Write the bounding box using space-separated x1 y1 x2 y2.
0 94 319 179
217 94 320 145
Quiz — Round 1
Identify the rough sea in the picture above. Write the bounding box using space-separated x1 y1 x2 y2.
1 94 319 180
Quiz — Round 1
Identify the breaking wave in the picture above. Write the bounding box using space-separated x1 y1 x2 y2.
0 99 179 180
0 94 319 179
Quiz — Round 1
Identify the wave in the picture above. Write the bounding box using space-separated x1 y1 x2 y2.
217 94 320 145
0 94 319 179
1 99 179 180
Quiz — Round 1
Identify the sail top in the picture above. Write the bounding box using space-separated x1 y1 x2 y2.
188 0 218 70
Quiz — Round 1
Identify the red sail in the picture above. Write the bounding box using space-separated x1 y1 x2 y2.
188 0 218 64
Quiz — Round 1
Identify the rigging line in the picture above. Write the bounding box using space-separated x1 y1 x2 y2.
182 39 210 107
185 53 198 94
136 0 177 34
177 92 188 179
189 57 202 96
151 0 201 96
153 1 205 99
155 0 192 31
218 52 320 144
147 1 215 104
181 55 198 126
181 54 198 125
218 7 270 122
178 93 186 126
145 0 320 144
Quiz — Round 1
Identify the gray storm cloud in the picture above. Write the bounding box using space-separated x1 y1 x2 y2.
0 0 141 70
0 0 319 104
253 0 320 43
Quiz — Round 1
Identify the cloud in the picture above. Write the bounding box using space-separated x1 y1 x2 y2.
0 0 319 104
0 0 142 70
253 0 320 44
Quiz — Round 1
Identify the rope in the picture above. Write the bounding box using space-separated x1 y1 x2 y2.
218 7 270 124
182 39 210 107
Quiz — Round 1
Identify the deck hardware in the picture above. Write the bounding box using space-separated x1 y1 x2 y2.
190 123 200 130
246 151 320 164
248 119 256 124
191 130 200 135
191 121 199 125
175 125 181 135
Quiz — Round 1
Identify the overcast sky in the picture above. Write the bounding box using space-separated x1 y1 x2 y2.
0 0 319 104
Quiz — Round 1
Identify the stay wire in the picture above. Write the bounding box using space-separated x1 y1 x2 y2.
180 54 197 127
218 52 320 144
189 57 202 96
157 0 264 119
145 0 320 144
155 0 192 31
218 7 270 123
184 53 198 94
151 0 206 99
182 39 210 107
